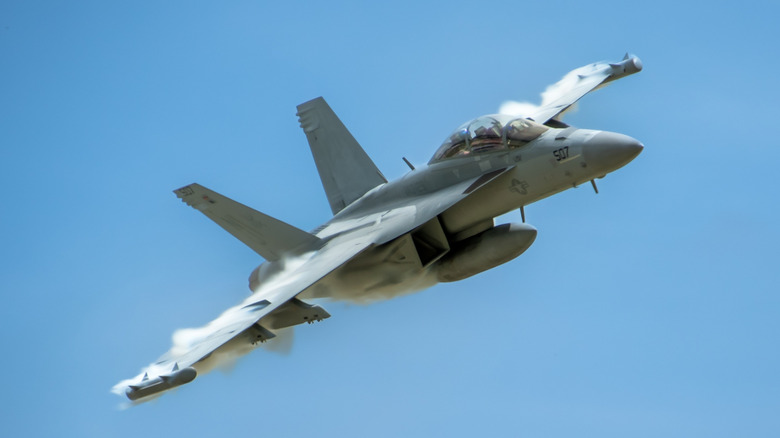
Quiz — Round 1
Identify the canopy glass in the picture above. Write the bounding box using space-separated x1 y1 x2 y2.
430 115 549 163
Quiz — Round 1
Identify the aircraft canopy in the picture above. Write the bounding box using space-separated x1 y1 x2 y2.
430 115 548 163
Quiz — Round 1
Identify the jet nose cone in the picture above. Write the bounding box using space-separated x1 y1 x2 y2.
584 131 643 173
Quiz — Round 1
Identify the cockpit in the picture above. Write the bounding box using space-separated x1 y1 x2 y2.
429 115 549 164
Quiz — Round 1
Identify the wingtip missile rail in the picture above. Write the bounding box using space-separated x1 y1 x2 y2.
604 54 643 84
125 367 197 401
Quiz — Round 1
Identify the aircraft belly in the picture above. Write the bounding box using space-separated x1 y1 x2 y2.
299 218 449 303
299 237 438 302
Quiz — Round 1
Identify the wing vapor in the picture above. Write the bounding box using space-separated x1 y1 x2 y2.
113 231 375 403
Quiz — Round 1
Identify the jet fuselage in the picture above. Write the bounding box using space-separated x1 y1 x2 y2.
117 55 645 403
261 126 643 302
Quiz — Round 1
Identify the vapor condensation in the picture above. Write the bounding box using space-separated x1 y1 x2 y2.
499 67 586 117
113 246 440 406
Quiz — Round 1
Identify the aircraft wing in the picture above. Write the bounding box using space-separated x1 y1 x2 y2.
113 226 376 401
114 166 513 402
529 54 643 124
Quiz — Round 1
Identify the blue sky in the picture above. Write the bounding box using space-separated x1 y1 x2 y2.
2 1 779 436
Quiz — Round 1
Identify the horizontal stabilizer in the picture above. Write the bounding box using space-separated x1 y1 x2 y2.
297 97 387 215
174 184 320 261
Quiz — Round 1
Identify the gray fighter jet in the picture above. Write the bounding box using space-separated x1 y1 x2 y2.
114 55 644 402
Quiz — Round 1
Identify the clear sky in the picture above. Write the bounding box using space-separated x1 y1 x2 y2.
2 1 779 436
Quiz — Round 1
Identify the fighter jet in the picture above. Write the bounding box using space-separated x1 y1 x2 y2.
114 54 644 402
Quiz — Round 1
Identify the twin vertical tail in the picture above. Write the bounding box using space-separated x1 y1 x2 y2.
297 97 387 215
173 97 384 261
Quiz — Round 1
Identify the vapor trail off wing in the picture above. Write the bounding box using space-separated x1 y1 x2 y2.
528 54 643 124
112 227 375 402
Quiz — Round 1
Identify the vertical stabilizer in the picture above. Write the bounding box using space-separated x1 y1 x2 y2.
296 97 387 215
